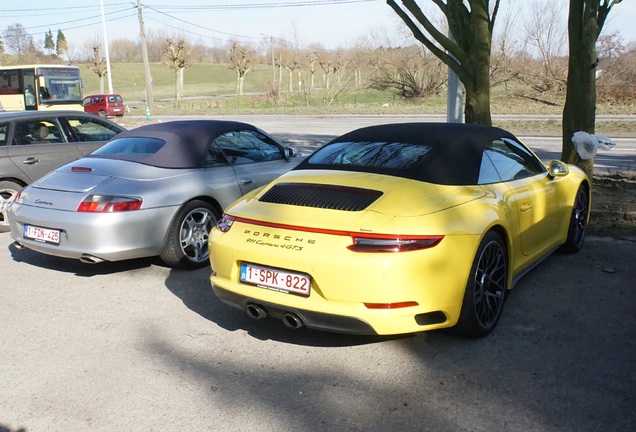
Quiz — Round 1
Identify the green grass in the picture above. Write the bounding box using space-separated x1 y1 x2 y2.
82 62 636 133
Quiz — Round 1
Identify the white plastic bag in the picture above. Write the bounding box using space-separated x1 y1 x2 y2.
572 132 616 160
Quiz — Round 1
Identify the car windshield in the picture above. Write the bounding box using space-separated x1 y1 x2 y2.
92 137 165 158
307 141 432 169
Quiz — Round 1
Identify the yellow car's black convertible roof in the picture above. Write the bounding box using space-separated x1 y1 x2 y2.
297 122 519 186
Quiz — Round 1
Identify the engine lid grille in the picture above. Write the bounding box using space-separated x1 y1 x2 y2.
259 183 383 211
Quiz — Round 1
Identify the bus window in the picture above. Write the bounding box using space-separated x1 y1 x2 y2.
0 65 83 111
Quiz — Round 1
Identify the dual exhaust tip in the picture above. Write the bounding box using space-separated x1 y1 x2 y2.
245 303 304 329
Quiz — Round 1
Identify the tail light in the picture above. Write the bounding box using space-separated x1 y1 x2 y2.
348 235 443 253
77 195 142 212
216 214 236 232
71 166 93 172
213 214 443 252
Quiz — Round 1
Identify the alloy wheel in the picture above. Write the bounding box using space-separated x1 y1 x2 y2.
178 207 216 264
472 240 507 329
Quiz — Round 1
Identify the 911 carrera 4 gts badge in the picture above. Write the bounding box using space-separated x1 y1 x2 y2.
243 229 316 251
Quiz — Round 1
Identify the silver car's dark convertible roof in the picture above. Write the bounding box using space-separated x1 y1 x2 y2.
86 120 263 168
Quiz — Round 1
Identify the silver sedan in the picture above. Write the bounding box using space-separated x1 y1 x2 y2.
8 120 304 268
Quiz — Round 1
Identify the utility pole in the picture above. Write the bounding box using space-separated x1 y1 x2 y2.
137 0 153 109
100 0 113 94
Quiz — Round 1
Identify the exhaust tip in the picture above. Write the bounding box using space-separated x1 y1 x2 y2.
79 254 104 264
282 313 304 329
246 303 267 320
12 241 25 250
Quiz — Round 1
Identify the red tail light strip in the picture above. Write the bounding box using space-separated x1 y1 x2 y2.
220 215 444 252
364 302 419 309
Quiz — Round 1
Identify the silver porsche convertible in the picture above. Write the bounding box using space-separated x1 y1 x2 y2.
8 120 303 268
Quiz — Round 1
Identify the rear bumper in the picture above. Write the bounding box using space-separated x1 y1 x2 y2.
9 204 176 262
213 285 378 335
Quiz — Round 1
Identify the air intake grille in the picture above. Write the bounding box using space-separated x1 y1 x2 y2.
259 183 383 211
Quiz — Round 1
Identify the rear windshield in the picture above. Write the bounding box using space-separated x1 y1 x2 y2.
108 95 123 103
307 141 432 169
92 137 165 158
296 138 480 185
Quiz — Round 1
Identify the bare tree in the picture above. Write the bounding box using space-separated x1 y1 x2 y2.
511 0 568 95
110 38 140 63
370 45 446 99
87 46 108 93
228 42 256 95
387 0 502 125
163 38 191 103
596 32 632 102
4 23 33 56
307 50 319 89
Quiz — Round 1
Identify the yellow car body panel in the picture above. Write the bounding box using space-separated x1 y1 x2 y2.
209 122 590 336
209 167 585 336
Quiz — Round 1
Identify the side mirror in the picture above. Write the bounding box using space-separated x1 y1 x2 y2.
284 147 297 159
548 160 569 178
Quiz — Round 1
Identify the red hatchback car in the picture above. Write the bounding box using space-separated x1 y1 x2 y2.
82 94 125 118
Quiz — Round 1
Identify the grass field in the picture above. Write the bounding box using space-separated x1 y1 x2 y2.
81 62 635 135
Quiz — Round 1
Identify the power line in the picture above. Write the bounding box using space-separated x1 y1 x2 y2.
2 0 381 51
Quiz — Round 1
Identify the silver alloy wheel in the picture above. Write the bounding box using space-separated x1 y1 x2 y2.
178 206 216 264
472 239 507 328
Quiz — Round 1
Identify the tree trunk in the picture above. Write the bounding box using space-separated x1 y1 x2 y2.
387 0 498 126
288 70 293 92
464 5 493 126
562 0 600 180
177 68 184 100
238 75 245 96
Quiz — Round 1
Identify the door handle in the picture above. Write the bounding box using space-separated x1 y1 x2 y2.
22 157 39 165
240 179 253 186
520 203 533 212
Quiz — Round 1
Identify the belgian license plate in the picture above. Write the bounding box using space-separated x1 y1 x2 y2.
240 262 311 296
24 225 60 244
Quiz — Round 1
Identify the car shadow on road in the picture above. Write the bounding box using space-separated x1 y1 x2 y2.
8 241 158 276
163 266 409 348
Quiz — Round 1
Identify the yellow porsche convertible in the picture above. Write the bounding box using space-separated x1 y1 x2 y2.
208 123 590 337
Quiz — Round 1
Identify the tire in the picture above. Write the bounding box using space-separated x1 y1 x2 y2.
560 184 590 254
456 231 508 338
160 200 219 269
98 110 107 118
0 181 23 233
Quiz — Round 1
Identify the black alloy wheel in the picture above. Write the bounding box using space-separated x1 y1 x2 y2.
560 184 590 254
456 231 508 338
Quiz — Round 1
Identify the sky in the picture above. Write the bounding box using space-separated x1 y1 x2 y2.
2 0 636 54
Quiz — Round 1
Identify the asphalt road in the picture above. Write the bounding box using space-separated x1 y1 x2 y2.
1 115 635 431
1 229 635 431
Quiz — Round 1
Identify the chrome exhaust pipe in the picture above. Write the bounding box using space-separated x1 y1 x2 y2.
246 303 267 320
282 313 304 329
12 241 25 250
79 254 104 264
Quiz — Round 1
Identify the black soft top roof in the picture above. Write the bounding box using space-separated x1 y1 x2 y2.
88 120 259 168
296 122 519 185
